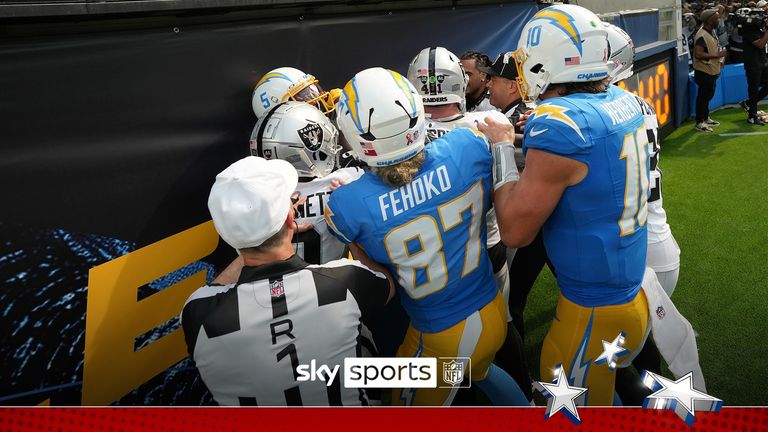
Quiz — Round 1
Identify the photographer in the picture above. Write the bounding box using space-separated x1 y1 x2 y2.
693 9 728 132
740 1 768 125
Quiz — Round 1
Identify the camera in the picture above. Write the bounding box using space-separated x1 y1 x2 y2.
734 7 767 32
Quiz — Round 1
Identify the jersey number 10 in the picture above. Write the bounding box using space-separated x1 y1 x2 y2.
383 180 484 300
619 125 650 236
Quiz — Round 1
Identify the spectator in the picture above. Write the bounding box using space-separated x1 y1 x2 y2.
728 5 745 63
717 5 731 51
684 13 699 66
692 8 728 131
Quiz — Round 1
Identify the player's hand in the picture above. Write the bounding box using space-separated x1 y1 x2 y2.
296 223 314 233
717 49 728 58
329 178 346 191
516 109 533 133
478 116 516 144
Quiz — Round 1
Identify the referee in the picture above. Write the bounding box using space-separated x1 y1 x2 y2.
181 156 394 406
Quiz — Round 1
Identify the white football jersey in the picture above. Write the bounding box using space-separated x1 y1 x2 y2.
294 167 364 264
424 111 508 247
468 96 497 113
181 257 389 406
635 96 672 244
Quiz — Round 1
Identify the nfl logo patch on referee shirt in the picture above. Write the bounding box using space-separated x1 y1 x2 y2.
270 279 285 297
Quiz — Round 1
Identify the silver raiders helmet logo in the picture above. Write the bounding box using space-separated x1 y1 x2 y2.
297 122 323 152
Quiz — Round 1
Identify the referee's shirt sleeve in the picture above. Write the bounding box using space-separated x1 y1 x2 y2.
309 259 389 323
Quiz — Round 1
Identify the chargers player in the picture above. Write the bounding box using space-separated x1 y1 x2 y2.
252 67 338 118
213 102 363 285
406 46 532 401
325 67 528 406
482 5 650 405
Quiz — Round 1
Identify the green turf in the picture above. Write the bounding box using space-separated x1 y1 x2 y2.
521 107 768 406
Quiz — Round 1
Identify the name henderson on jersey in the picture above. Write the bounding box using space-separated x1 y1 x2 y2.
377 164 453 222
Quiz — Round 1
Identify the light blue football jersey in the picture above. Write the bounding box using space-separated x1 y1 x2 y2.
325 128 497 333
523 85 650 307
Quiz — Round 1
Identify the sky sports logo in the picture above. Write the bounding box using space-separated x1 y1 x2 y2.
296 357 471 388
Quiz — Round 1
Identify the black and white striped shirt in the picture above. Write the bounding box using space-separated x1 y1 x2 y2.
181 255 388 406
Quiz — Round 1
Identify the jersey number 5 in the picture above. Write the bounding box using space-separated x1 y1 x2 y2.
619 125 650 236
383 180 484 299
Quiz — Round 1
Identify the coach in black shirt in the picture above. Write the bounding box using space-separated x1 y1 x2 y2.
741 3 768 125
181 156 393 406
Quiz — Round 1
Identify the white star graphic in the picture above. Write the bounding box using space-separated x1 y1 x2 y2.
642 371 722 426
534 364 588 425
594 332 630 370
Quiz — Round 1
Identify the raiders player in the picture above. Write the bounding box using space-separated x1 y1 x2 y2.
604 23 680 297
251 102 364 265
406 46 532 402
605 22 689 405
213 102 363 285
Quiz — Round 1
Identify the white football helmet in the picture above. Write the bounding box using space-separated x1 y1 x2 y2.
512 4 611 102
604 22 635 84
251 67 335 118
406 47 468 110
250 101 341 178
335 67 426 167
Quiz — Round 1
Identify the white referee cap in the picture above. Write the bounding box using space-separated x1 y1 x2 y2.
208 156 298 251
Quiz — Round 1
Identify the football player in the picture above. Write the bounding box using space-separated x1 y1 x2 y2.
483 4 650 405
406 46 532 401
213 102 363 285
604 23 680 297
325 67 528 406
605 22 706 402
251 67 338 118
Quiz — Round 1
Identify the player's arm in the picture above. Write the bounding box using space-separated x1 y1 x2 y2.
752 27 768 49
349 243 395 302
324 192 395 300
479 117 587 248
494 149 586 247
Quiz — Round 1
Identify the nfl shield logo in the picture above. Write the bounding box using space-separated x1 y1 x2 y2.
270 279 285 297
442 360 464 386
656 306 666 320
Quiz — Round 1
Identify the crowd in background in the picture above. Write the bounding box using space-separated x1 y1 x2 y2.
683 0 765 64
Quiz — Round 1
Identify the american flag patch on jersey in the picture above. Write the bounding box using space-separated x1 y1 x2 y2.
564 56 581 65
270 279 285 297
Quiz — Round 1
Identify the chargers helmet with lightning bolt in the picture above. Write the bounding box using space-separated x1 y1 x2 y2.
512 4 611 103
252 67 336 118
335 67 426 167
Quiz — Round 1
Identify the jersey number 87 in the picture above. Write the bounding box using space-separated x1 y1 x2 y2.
383 180 485 299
